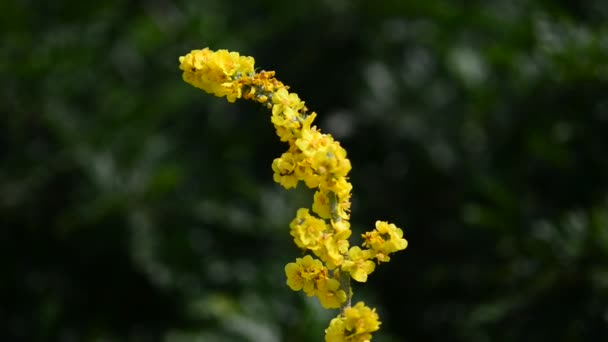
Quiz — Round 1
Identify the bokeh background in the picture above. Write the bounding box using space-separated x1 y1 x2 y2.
3 0 608 341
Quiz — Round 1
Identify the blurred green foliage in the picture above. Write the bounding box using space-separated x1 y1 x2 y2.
2 0 608 341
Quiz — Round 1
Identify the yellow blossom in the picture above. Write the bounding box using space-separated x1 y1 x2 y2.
178 48 254 102
312 232 349 270
285 255 327 296
271 106 301 141
362 221 408 263
179 47 409 341
313 190 332 219
269 88 313 142
341 246 376 282
273 111 316 143
297 159 322 189
325 317 347 342
310 142 351 180
271 151 300 189
242 70 286 100
331 219 351 235
332 222 352 241
325 302 381 342
321 177 353 201
296 128 334 159
313 189 351 221
315 277 347 309
272 88 306 116
290 208 328 251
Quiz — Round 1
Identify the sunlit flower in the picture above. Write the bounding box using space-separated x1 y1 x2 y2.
179 48 254 102
315 277 347 309
325 302 381 341
290 208 328 251
313 190 332 219
341 247 376 282
272 150 301 189
285 255 327 296
362 221 408 263
180 47 409 341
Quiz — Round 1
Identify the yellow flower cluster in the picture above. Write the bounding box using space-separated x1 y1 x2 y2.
363 221 408 263
325 302 381 342
285 255 347 309
179 47 408 341
178 48 255 102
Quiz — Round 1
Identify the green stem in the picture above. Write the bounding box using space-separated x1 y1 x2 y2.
329 191 352 314
339 269 352 314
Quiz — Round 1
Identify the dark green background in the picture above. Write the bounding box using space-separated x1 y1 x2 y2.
3 0 608 341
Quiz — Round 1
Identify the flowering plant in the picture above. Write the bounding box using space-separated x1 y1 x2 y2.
179 48 408 341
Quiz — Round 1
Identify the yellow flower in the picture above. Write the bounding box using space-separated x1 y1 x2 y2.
324 302 381 342
242 70 286 101
312 190 332 219
328 236 350 265
178 48 254 102
331 219 351 235
179 48 410 341
325 317 347 342
341 246 376 282
314 193 351 222
271 151 300 189
315 277 347 309
321 177 352 202
285 255 327 296
212 49 254 76
362 221 408 263
296 128 334 159
311 232 349 270
290 208 328 251
272 88 306 115
295 158 322 189
271 106 300 130
316 179 352 220
310 142 351 180
269 88 311 142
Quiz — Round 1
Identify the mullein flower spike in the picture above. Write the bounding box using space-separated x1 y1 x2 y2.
179 48 408 341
